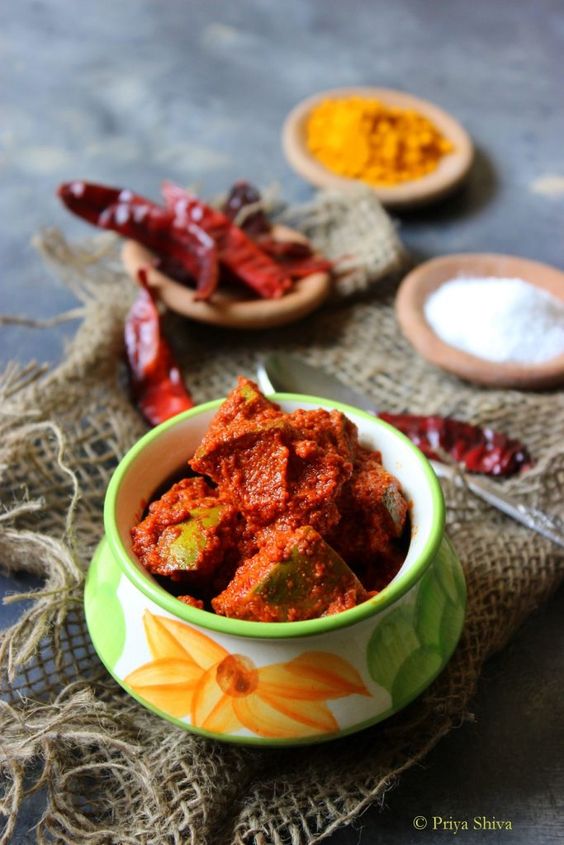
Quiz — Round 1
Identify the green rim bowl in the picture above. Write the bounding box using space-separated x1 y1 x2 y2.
84 394 466 745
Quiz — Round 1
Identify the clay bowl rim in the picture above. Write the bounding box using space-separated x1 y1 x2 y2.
121 224 332 331
282 86 474 209
395 252 564 390
103 395 445 641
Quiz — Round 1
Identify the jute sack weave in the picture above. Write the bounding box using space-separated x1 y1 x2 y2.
0 189 563 845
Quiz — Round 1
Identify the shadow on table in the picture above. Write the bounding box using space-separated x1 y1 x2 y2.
397 146 497 228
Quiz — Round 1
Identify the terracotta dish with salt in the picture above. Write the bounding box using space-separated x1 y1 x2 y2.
396 253 564 390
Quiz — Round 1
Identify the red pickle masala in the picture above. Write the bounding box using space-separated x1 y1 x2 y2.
131 378 410 622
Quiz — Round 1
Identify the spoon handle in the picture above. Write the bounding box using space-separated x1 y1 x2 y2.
432 462 564 549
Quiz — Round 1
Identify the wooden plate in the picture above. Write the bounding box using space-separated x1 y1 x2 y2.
121 225 331 330
282 86 474 209
395 253 564 390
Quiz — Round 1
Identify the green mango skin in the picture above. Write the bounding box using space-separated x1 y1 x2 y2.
212 525 367 622
382 483 408 537
252 528 365 620
159 505 226 572
239 381 264 402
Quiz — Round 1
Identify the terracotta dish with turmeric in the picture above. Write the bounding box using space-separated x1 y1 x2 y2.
283 87 474 208
307 95 454 187
131 379 410 622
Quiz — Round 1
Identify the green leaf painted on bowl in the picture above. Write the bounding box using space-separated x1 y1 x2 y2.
435 543 460 604
85 545 126 671
415 541 466 658
451 545 467 604
414 566 446 651
439 595 465 653
366 539 466 709
391 646 443 707
366 606 420 691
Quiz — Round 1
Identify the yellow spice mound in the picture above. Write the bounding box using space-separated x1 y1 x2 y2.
306 96 454 186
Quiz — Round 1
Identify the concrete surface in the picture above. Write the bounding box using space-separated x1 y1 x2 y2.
1 0 563 842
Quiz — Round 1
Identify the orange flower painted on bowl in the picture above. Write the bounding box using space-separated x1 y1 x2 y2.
124 611 370 738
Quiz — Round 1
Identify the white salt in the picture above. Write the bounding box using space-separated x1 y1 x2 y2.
424 276 564 364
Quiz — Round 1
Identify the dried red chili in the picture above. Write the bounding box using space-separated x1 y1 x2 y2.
125 269 194 426
378 412 531 477
59 180 332 301
257 238 333 278
255 238 312 260
58 181 219 300
162 181 294 299
221 181 333 279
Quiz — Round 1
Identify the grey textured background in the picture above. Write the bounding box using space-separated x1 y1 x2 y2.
1 1 563 842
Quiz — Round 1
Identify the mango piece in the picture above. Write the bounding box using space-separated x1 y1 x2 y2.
212 526 368 622
192 399 355 535
176 594 205 609
158 506 224 567
131 477 220 553
191 377 281 470
331 448 408 565
151 504 236 581
381 480 408 538
192 420 291 526
287 407 358 467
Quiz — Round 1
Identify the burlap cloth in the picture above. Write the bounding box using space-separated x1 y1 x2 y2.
0 188 563 844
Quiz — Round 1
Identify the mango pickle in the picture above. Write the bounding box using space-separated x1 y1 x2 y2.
131 378 410 620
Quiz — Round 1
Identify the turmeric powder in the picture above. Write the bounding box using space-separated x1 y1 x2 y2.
306 96 454 186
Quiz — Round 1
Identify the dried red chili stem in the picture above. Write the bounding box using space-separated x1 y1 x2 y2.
162 181 294 299
125 269 194 427
378 412 531 477
222 180 272 235
58 181 219 299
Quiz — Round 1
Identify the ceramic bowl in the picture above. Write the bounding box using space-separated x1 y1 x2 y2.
85 395 466 746
396 253 564 389
282 87 474 208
